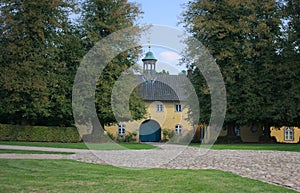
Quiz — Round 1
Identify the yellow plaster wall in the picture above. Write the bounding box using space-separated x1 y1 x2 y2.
194 124 228 143
105 101 194 140
219 128 228 137
240 124 263 143
270 126 300 143
75 124 93 138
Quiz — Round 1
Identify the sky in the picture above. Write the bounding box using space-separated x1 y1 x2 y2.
130 0 188 28
129 0 190 74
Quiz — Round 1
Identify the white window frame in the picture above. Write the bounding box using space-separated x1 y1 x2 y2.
118 124 126 135
284 127 294 141
174 124 183 135
175 104 182 112
156 104 164 112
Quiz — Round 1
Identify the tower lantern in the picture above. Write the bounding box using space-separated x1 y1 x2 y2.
142 46 157 76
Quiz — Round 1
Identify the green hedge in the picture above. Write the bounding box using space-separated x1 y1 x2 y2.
0 124 81 143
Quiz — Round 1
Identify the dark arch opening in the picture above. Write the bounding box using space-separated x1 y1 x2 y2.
139 119 161 142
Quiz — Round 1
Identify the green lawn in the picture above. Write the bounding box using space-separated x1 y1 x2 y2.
1 141 299 152
85 142 157 150
190 143 300 152
0 141 156 150
0 159 296 193
0 149 73 154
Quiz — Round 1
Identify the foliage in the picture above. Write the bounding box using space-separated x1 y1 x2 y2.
78 0 146 129
0 0 80 126
162 129 178 142
0 149 74 155
0 0 145 128
157 69 170 74
162 128 169 141
82 0 145 123
273 0 300 126
167 130 175 139
106 132 116 141
114 131 136 142
125 132 135 142
182 0 300 138
0 124 81 143
0 141 88 149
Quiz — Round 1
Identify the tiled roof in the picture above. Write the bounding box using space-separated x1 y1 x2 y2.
136 74 189 101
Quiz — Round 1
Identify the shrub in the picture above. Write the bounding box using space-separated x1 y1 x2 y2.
162 129 169 141
167 130 175 139
106 132 115 141
124 132 133 142
0 124 81 143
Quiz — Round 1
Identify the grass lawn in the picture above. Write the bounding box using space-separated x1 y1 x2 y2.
86 143 157 150
0 149 74 154
0 141 156 150
190 143 300 152
0 159 296 193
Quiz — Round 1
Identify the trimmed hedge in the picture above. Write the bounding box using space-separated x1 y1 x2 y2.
0 124 81 143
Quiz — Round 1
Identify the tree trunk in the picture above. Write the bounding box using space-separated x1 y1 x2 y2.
263 122 271 141
91 117 104 136
227 123 235 137
81 117 105 143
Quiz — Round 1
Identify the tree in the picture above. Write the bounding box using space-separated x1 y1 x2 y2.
79 0 145 131
272 0 300 126
182 0 282 138
40 25 85 126
0 0 78 125
157 69 169 74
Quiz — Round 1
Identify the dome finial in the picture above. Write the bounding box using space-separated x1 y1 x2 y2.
142 37 157 61
147 38 151 51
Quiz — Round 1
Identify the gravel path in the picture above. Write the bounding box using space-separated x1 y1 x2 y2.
0 144 299 192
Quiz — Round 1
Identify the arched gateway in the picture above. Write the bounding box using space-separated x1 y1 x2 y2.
139 119 161 142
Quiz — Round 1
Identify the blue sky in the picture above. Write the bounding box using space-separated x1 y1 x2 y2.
129 0 190 74
130 0 188 28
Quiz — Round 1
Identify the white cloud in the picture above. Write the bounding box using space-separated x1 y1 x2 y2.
160 51 181 62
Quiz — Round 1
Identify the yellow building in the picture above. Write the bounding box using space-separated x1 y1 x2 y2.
239 124 263 143
105 50 194 142
270 126 300 143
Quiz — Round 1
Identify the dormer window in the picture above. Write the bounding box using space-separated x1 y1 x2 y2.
156 104 164 112
175 104 182 112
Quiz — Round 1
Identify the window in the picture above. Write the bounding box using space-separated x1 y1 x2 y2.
118 124 126 135
156 104 164 112
175 104 182 112
234 126 240 137
250 125 258 133
175 124 183 135
284 127 294 141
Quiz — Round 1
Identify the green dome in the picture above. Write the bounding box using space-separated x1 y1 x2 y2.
142 51 157 61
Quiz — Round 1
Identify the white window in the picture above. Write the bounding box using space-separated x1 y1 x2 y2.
156 104 164 112
284 127 294 141
118 124 126 135
175 124 183 135
175 104 182 112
